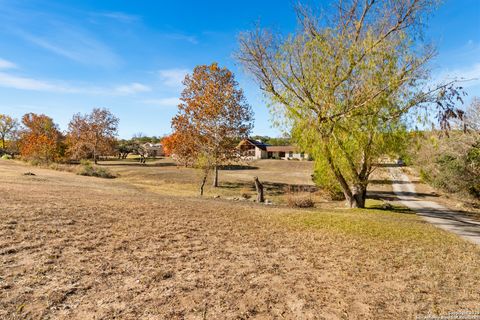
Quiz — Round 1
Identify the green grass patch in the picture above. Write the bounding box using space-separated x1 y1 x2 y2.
275 206 463 245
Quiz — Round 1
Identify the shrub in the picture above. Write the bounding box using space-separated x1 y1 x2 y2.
241 193 252 199
286 192 315 208
80 159 92 166
77 161 116 179
410 132 480 199
1 154 11 160
28 159 41 166
49 163 60 171
316 188 345 201
312 163 346 201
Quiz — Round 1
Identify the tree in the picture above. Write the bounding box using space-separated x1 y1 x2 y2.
170 63 254 194
465 97 480 133
115 139 135 159
161 134 177 157
410 130 480 199
19 113 63 162
161 132 198 167
0 114 19 155
251 135 292 146
237 0 464 208
67 108 119 164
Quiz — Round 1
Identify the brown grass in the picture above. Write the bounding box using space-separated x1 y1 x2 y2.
97 157 316 201
1 159 479 319
286 192 315 208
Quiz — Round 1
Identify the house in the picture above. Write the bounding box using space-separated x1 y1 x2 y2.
237 139 309 160
142 142 164 157
237 139 269 159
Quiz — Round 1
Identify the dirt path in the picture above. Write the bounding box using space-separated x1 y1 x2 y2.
389 166 480 245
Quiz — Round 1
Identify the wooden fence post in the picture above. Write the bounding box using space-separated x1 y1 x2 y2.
254 176 264 203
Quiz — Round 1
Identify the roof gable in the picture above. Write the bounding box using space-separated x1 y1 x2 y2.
238 138 269 150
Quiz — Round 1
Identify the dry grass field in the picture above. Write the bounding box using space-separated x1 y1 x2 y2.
99 157 316 202
1 159 480 319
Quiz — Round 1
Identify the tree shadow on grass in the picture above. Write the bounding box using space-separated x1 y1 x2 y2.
97 162 177 168
367 203 415 214
374 163 405 168
219 181 317 196
369 179 420 185
369 190 439 199
219 164 259 170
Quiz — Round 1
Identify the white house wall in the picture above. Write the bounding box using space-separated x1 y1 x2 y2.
269 152 309 160
254 147 267 159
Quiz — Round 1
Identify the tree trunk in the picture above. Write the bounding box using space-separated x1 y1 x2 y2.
212 165 219 187
323 143 368 208
345 184 367 208
254 176 264 203
200 171 208 196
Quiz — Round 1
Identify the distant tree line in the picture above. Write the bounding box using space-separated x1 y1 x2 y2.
0 107 177 164
115 134 166 163
250 135 291 146
0 108 120 163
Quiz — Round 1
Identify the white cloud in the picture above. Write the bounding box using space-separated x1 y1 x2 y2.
142 97 180 107
0 2 122 68
436 63 480 88
163 33 198 44
0 58 17 70
158 68 190 89
95 11 140 23
0 72 72 92
114 83 151 95
0 71 152 96
15 27 121 68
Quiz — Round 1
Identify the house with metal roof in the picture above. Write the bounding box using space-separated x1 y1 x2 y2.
237 139 309 160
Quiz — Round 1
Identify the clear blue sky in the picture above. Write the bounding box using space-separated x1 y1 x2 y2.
0 0 479 138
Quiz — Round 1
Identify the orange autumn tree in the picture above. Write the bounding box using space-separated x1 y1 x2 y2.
162 131 198 167
161 134 175 157
171 63 254 195
20 113 63 162
66 108 119 164
161 133 186 158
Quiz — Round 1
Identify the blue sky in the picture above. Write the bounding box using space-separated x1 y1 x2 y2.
0 0 479 138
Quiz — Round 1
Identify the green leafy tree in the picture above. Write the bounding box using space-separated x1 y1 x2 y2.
0 114 19 155
237 0 464 208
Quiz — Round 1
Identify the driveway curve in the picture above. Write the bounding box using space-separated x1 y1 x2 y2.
389 166 480 245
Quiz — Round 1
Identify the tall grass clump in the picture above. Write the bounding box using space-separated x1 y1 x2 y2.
77 160 116 179
286 190 315 208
